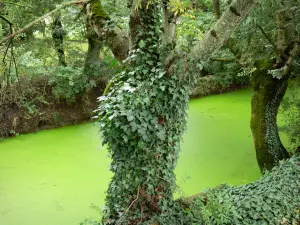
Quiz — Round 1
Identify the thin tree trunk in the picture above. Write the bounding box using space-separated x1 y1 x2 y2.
250 60 290 172
83 21 103 77
51 16 67 66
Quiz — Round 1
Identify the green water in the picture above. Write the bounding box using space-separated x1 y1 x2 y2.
0 89 262 225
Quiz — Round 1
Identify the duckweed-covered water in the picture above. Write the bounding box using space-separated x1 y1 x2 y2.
0 89 262 225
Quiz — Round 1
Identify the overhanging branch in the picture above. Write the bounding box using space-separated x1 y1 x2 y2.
281 38 300 77
0 15 13 25
0 0 88 45
189 0 258 64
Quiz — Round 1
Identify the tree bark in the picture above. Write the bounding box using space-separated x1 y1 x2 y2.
189 0 257 63
250 60 290 172
213 0 221 19
51 16 67 66
161 0 176 47
86 0 129 62
106 27 129 62
250 8 299 172
83 20 103 77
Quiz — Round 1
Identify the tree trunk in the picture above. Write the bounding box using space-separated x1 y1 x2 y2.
250 60 290 172
51 17 67 67
83 21 103 77
161 1 176 47
94 0 258 223
250 8 299 172
86 0 129 63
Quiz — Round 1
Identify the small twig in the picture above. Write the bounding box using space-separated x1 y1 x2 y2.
117 185 141 224
3 39 11 63
210 57 236 62
137 205 143 225
256 23 276 49
281 39 300 77
157 175 171 184
0 15 13 25
11 40 21 89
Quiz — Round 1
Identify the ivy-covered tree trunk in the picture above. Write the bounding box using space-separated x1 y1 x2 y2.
92 0 258 223
250 60 290 172
51 16 67 67
83 21 103 77
98 2 191 223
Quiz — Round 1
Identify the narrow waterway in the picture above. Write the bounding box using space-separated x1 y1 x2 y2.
0 89 262 225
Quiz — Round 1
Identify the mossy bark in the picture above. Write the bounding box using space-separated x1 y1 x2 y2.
87 0 129 63
51 17 67 67
83 22 103 77
250 60 290 172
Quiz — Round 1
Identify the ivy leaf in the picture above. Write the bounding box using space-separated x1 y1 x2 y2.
160 86 166 91
130 121 137 131
156 129 166 141
158 71 166 78
138 40 146 48
127 115 134 122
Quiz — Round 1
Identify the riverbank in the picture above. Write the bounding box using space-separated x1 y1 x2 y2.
0 75 248 139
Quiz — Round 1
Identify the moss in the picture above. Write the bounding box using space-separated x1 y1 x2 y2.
90 0 110 21
250 59 289 172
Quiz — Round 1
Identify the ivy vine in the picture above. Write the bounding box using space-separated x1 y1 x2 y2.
94 1 199 224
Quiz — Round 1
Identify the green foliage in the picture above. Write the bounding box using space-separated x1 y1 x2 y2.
176 9 214 52
192 154 300 224
90 0 111 21
47 66 87 102
190 74 247 98
280 78 300 152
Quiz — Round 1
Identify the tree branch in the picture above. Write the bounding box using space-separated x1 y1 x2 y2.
256 23 276 48
189 0 258 64
210 57 236 62
117 185 141 224
0 0 88 45
0 15 13 25
281 38 300 77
